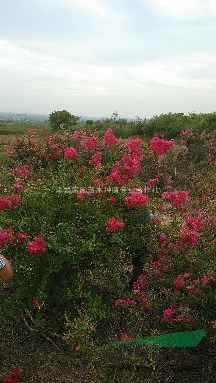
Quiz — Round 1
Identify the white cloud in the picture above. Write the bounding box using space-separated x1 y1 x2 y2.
148 0 216 19
2 40 216 93
49 0 124 24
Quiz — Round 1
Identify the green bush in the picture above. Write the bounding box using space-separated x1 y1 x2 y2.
0 127 215 352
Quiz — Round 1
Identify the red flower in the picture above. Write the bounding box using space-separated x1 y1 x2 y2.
77 188 88 201
149 136 174 154
105 217 125 232
2 368 21 383
89 152 102 166
109 196 117 203
13 181 24 193
162 308 176 322
33 299 41 309
162 190 189 206
83 136 99 151
0 229 12 246
0 198 12 211
103 128 118 146
125 138 142 152
17 232 28 242
27 237 46 255
119 332 133 341
125 189 149 208
63 147 79 160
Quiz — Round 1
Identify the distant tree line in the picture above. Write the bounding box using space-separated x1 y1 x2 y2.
48 110 216 138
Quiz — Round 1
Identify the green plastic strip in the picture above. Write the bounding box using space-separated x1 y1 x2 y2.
113 329 206 348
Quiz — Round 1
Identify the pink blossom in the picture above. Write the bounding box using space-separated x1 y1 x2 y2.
27 237 46 255
176 314 186 322
177 227 199 247
27 129 37 135
125 189 149 208
83 136 99 151
125 138 142 152
173 274 184 290
33 299 41 308
185 217 203 231
64 147 79 160
186 284 195 291
77 188 89 201
92 178 103 185
12 164 30 178
109 196 117 203
89 152 102 166
17 232 28 242
163 308 176 322
13 181 24 193
132 274 147 294
162 190 189 206
147 177 159 188
0 198 12 211
114 299 137 307
8 195 21 207
201 271 213 286
122 153 142 178
103 128 118 146
107 169 124 185
0 229 12 246
183 272 191 278
105 217 125 232
149 136 174 154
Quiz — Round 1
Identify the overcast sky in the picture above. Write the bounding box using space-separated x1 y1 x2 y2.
1 0 216 118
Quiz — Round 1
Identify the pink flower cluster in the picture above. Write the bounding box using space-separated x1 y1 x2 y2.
162 304 195 323
122 153 142 178
149 136 174 154
27 237 46 255
13 180 24 193
152 257 170 275
125 138 142 153
183 210 204 231
17 232 28 242
172 270 212 292
2 368 21 383
125 189 149 208
77 188 89 201
33 299 41 308
105 217 125 232
89 152 102 166
27 129 37 135
0 195 20 211
0 228 28 247
72 130 86 140
103 128 118 146
83 135 99 151
132 274 147 294
162 190 189 206
147 177 159 188
64 146 79 160
12 164 31 178
177 227 199 247
106 169 124 185
0 228 13 246
114 298 137 307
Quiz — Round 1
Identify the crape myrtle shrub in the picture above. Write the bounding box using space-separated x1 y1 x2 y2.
0 127 215 349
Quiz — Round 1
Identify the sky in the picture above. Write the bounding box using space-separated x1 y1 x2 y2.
1 0 216 118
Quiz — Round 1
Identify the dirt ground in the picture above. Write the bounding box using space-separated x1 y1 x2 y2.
0 320 216 383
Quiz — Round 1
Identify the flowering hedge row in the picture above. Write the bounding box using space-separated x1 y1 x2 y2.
0 127 215 347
